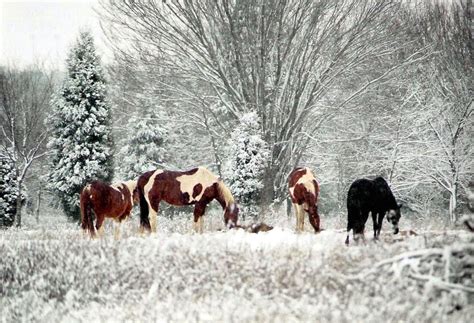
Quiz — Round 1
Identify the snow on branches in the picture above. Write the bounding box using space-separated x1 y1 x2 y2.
225 112 269 218
47 31 113 220
117 112 168 180
0 156 20 227
345 237 474 314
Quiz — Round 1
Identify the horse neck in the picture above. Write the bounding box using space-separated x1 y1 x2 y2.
381 188 397 209
216 181 234 209
387 194 398 209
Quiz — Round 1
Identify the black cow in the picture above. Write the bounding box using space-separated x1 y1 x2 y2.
345 177 402 245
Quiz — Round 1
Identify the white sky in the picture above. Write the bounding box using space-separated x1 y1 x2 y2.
0 0 457 70
0 0 111 69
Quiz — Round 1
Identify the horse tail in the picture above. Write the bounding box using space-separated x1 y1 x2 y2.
80 185 95 237
346 205 356 246
138 184 151 231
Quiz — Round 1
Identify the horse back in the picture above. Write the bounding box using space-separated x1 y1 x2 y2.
347 177 394 212
288 167 308 187
288 167 318 205
139 167 220 206
88 180 132 218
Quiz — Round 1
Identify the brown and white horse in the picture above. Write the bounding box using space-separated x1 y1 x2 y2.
80 180 138 238
137 167 239 233
288 167 320 233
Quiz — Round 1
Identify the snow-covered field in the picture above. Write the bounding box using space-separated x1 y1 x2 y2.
1 210 473 323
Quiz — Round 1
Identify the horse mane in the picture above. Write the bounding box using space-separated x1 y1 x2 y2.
217 180 234 207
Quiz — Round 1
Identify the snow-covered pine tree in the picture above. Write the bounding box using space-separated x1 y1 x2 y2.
117 109 168 180
47 31 114 220
226 112 270 219
0 156 20 227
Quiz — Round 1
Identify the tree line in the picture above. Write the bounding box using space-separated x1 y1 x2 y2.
0 0 472 227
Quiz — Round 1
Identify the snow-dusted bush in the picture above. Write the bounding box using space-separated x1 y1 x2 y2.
225 112 270 219
47 31 113 220
0 156 19 227
117 110 167 180
1 220 472 322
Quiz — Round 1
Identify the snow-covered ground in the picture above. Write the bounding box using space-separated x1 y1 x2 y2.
1 209 473 322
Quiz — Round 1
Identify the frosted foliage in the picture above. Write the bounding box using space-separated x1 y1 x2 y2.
117 115 167 180
0 213 472 322
0 157 19 227
46 31 113 219
226 112 269 217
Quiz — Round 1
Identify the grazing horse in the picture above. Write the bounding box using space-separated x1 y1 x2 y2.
80 180 138 238
288 167 320 233
137 167 239 233
345 177 402 245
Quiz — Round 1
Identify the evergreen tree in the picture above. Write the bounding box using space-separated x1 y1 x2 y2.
0 156 20 227
47 31 114 220
117 108 168 180
226 112 269 219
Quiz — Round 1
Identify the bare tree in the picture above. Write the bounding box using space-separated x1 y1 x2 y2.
410 0 473 222
292 1 472 221
0 65 54 227
100 0 429 204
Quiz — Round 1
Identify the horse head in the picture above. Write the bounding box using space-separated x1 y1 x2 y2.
387 203 402 234
224 203 239 229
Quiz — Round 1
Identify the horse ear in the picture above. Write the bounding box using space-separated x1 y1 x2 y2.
398 203 403 209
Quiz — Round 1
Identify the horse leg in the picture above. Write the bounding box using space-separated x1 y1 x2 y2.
376 212 384 238
149 202 159 233
353 213 365 244
299 206 305 232
292 203 298 232
96 215 105 238
193 203 207 234
371 212 378 240
346 207 357 245
198 216 204 234
301 205 308 232
293 203 303 233
113 219 121 240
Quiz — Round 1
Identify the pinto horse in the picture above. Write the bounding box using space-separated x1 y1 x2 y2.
80 180 138 238
288 167 320 233
137 167 239 233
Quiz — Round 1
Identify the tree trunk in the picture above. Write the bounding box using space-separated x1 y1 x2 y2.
35 188 42 223
449 184 457 223
260 164 275 211
286 197 292 218
337 158 345 212
15 183 22 228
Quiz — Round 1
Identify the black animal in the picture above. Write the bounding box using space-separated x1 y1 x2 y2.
345 177 402 245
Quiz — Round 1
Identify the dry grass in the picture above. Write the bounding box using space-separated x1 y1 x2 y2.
1 209 473 322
